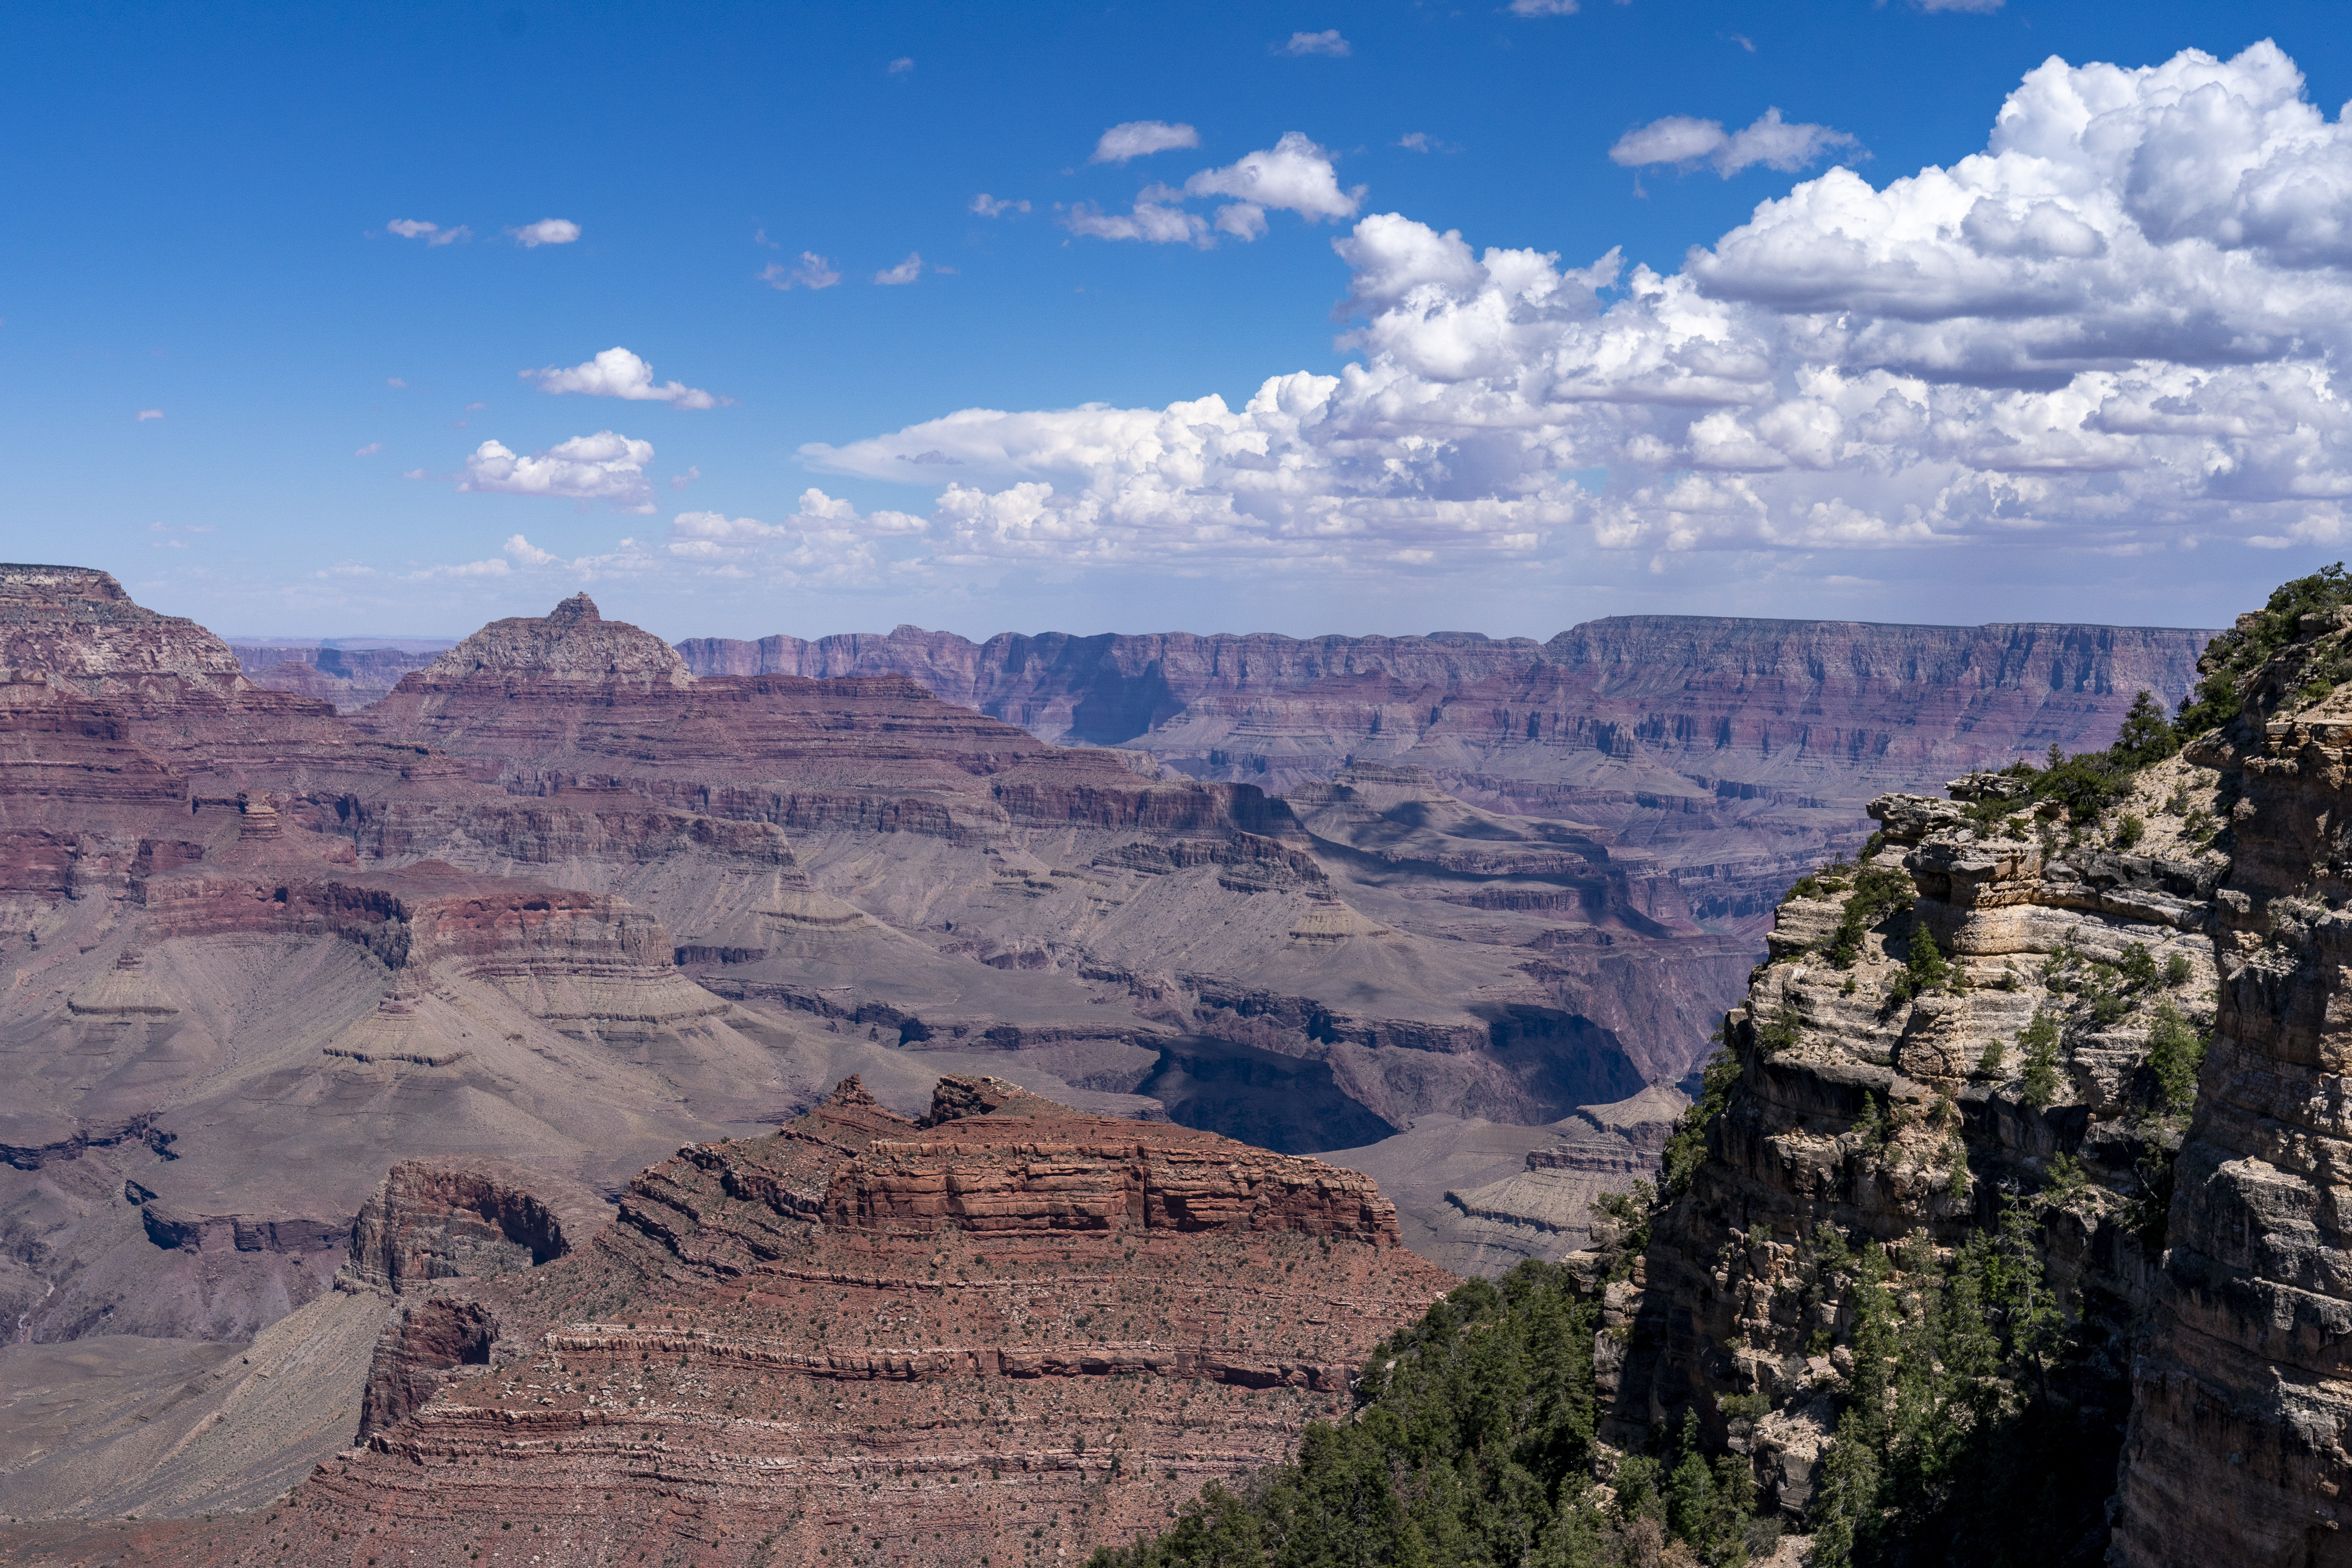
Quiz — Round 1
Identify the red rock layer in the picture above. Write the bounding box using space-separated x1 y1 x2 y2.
123 1077 1455 1568
358 667 1280 842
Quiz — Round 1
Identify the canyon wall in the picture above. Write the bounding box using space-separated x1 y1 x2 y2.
1598 751 2226 1553
678 617 2212 932
1593 594 2352 1563
2110 613 2352 1566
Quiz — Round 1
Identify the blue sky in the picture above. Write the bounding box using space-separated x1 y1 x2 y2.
8 1 2352 641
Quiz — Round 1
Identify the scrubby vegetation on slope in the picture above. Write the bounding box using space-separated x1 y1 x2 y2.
1087 1261 1777 1568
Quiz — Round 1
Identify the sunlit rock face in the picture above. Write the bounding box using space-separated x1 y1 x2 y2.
1602 753 2226 1540
153 1076 1457 1568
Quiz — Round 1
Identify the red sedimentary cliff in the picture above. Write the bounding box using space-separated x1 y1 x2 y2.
124 1076 1455 1568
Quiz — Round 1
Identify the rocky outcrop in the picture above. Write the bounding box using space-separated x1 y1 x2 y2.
87 1077 1448 1566
2111 638 2352 1563
1604 751 2227 1547
347 1158 613 1437
346 1158 603 1292
0 564 247 694
414 591 691 686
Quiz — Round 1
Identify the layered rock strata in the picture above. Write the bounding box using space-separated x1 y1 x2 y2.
351 598 1735 1143
1605 755 2227 1543
107 1076 1455 1568
680 617 2214 930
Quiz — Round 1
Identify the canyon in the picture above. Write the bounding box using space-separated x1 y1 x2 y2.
0 561 2246 1565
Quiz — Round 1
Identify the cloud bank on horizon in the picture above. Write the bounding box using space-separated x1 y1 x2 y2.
597 42 2352 593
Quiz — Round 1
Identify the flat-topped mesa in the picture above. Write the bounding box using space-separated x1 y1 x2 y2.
0 563 247 693
405 592 692 688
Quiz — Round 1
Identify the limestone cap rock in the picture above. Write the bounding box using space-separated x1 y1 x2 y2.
0 562 247 690
415 592 692 687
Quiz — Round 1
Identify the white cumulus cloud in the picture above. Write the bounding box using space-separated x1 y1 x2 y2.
663 490 927 586
523 347 722 409
1067 189 1212 247
1611 108 1859 177
792 43 2352 577
495 532 660 580
1507 0 1579 13
1091 121 1201 163
509 218 580 247
459 430 655 509
1070 135 1362 247
875 252 922 285
1184 132 1362 222
970 194 1031 218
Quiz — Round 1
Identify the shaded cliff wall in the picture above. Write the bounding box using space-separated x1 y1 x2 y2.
2113 608 2352 1567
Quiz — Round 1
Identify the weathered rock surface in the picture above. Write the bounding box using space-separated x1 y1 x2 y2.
414 591 692 686
42 1076 1455 1567
0 563 247 694
2112 657 2352 1563
1604 753 2227 1545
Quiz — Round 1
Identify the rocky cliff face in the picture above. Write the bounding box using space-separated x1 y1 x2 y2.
2110 610 2352 1566
1602 749 2228 1552
0 563 247 693
108 1075 1455 1568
